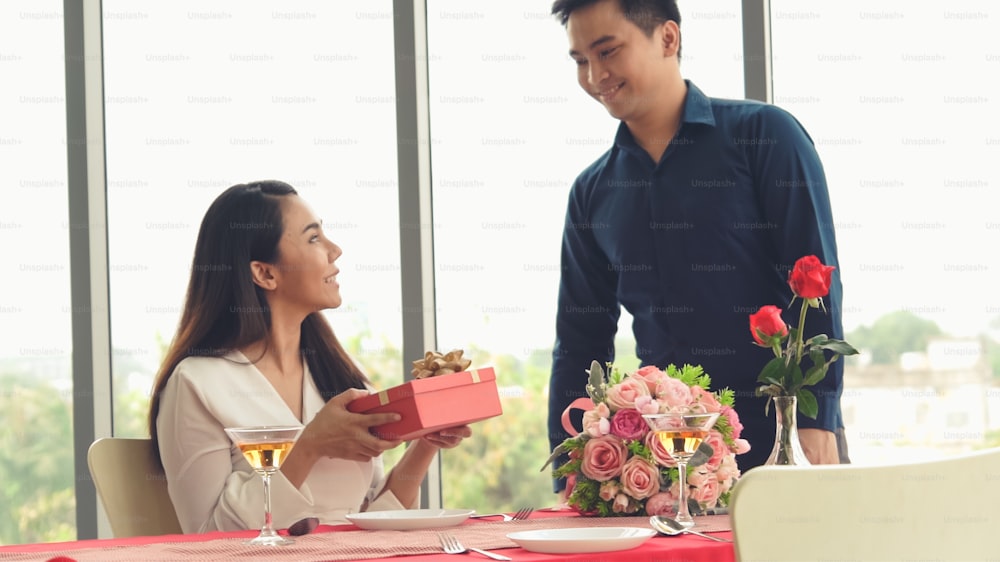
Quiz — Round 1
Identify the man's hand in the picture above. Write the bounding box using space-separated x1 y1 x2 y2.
798 428 839 464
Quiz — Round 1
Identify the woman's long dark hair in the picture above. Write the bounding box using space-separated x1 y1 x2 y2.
148 180 369 466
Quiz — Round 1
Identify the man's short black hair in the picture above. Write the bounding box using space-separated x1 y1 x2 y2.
551 0 681 37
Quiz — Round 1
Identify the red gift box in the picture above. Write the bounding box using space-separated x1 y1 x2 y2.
347 367 502 440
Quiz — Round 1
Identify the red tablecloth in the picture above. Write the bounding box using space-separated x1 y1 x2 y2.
0 510 735 562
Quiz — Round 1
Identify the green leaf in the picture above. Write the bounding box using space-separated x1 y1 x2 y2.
808 348 826 367
802 362 829 387
540 440 574 472
757 385 784 415
757 357 789 387
805 334 830 347
716 387 736 408
813 339 859 355
668 364 711 388
796 388 819 419
755 383 784 396
788 363 804 392
585 360 606 404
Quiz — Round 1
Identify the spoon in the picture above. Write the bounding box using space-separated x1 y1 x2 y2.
649 515 731 542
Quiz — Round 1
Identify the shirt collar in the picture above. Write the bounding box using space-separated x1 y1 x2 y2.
613 79 716 149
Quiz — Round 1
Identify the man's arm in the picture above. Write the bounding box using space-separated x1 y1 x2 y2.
547 185 620 491
750 105 845 445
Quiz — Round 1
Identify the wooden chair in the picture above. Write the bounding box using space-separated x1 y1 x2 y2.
87 437 183 537
729 447 1000 562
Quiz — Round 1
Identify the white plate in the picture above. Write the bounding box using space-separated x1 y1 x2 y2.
506 527 656 554
345 509 475 531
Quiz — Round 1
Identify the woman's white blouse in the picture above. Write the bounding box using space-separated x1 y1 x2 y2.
156 351 411 533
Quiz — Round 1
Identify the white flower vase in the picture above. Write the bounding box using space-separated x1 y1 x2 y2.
764 395 811 466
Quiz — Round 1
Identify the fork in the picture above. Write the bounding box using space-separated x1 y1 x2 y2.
437 532 512 561
469 506 533 522
510 506 533 521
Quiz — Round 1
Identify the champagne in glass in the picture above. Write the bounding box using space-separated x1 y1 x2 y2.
642 411 720 529
655 428 709 458
224 425 304 546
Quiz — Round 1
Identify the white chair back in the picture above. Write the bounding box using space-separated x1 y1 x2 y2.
729 447 1000 561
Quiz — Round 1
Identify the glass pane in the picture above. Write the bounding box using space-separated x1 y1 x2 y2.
0 1 75 544
102 1 402 465
428 0 744 512
771 1 1000 462
678 0 745 99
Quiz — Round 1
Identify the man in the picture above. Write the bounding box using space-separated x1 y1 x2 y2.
547 0 848 496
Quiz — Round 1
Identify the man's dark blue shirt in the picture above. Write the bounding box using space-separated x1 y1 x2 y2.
548 81 845 485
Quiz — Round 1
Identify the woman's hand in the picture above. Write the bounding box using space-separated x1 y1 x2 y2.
299 388 404 463
419 425 472 450
282 388 403 488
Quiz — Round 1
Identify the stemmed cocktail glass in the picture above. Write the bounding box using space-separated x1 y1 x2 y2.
642 411 720 529
224 425 304 546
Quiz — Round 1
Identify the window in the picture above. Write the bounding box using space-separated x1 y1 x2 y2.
0 0 75 544
771 1 1000 462
102 1 404 449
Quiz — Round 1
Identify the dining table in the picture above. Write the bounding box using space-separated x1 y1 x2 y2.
0 508 735 562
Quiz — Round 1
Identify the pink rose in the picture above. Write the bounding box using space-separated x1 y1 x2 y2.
691 478 721 509
686 468 710 488
644 431 678 467
620 456 660 500
609 408 649 441
734 438 751 455
721 405 743 440
715 454 741 482
690 386 722 413
633 365 667 393
644 492 677 517
655 376 693 408
580 436 628 481
599 480 620 501
633 395 661 415
605 376 651 411
702 430 727 471
582 402 611 437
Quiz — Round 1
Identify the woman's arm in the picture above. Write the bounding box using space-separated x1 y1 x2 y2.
378 426 472 508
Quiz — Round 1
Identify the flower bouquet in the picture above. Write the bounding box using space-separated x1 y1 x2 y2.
543 362 750 517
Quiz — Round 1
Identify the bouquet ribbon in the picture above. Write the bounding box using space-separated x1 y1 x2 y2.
560 397 595 435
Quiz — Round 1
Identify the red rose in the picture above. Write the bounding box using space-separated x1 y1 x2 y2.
788 255 835 299
749 305 788 345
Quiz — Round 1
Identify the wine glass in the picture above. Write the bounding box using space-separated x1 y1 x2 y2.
224 425 304 546
642 411 720 529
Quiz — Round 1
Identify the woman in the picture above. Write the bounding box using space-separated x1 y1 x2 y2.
148 180 470 533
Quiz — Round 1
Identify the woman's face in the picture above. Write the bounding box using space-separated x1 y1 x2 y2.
266 195 343 315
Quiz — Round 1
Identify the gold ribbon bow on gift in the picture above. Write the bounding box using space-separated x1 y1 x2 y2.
411 349 472 379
